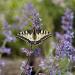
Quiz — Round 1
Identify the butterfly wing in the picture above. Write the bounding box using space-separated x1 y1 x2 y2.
16 30 34 44
35 30 52 44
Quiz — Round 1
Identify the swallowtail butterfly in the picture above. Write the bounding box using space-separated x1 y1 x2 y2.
17 27 52 45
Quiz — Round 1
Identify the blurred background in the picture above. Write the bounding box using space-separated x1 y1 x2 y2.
0 0 75 75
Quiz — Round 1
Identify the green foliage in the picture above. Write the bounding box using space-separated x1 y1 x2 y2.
59 58 69 74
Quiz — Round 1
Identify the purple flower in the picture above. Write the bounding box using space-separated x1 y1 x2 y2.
69 49 75 62
1 15 11 30
32 48 41 57
39 58 47 70
20 3 42 29
50 70 53 75
1 17 16 42
0 60 5 68
20 61 33 75
0 47 11 54
55 8 75 62
49 69 56 75
20 48 33 56
57 69 61 75
72 55 75 62
12 3 42 30
12 16 28 30
3 30 16 42
61 8 73 31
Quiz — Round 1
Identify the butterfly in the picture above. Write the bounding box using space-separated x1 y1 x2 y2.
16 27 52 46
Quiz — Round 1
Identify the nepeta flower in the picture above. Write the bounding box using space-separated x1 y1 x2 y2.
0 47 11 54
39 56 57 72
50 69 56 75
0 60 5 68
12 16 28 30
3 30 16 42
0 59 5 75
32 48 41 57
39 58 47 70
55 8 75 61
69 49 75 62
22 3 42 29
1 16 16 42
13 3 42 31
49 64 61 75
20 61 33 75
20 48 33 56
57 69 61 75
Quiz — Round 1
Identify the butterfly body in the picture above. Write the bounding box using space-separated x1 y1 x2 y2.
17 27 52 45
